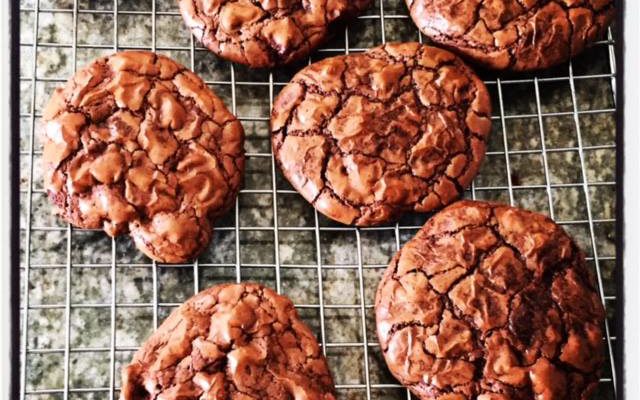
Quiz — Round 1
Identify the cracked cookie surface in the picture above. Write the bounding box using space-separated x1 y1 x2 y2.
120 283 336 400
42 51 244 263
179 0 371 68
406 0 615 71
375 200 605 400
271 42 491 226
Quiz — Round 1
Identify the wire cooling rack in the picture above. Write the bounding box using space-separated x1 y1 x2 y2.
18 0 618 399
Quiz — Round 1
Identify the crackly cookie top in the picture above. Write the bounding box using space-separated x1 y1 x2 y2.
406 0 615 71
42 51 244 263
179 0 371 68
271 43 491 226
120 283 336 400
375 200 605 400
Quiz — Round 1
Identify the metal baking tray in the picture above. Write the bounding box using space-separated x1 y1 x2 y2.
17 0 618 398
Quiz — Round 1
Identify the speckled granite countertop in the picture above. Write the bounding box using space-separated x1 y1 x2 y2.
18 1 618 399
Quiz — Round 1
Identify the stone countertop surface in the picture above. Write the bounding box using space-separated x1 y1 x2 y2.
18 0 618 399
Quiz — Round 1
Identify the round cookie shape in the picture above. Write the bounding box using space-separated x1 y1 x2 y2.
406 0 615 71
120 283 336 400
179 0 371 68
271 42 491 226
42 51 244 263
375 200 605 400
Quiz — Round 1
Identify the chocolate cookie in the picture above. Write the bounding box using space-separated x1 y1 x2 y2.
42 51 244 263
271 42 491 226
179 0 371 68
406 0 615 71
120 283 335 400
375 200 605 400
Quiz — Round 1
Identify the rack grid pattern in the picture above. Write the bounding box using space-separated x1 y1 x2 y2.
18 0 618 399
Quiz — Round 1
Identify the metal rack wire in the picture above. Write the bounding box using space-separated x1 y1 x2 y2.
18 0 618 399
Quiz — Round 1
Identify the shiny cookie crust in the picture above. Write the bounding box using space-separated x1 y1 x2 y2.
375 200 605 400
42 51 244 263
120 283 336 400
179 0 371 68
271 42 491 226
406 0 615 71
